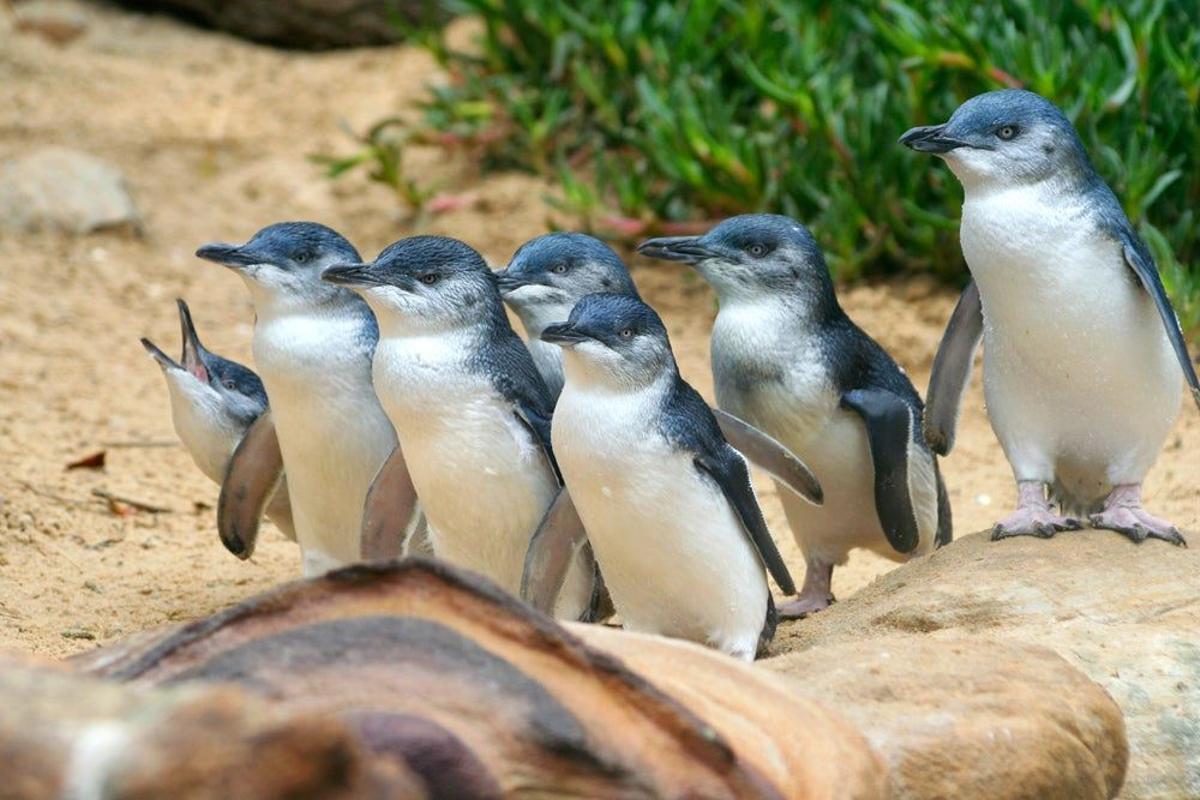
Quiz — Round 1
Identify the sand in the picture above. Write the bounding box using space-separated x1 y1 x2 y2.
1 1 1196 659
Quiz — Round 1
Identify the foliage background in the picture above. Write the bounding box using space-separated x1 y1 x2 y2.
346 0 1200 329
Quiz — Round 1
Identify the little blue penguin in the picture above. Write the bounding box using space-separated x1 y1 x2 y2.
902 89 1199 544
639 215 952 618
321 236 595 620
140 298 295 549
495 232 641 399
541 293 795 660
196 222 418 576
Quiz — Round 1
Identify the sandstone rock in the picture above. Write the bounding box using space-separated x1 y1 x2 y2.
0 147 141 235
0 654 416 799
772 531 1198 799
765 636 1127 799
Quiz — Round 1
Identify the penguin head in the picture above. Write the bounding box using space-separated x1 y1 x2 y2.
899 89 1091 189
541 293 674 389
141 299 268 429
196 222 361 304
637 214 829 302
497 233 639 331
322 235 501 331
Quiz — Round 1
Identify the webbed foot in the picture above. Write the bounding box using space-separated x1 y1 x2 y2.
991 481 1081 541
1089 484 1186 546
778 559 835 619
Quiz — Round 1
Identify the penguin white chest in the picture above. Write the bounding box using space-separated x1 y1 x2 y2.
253 311 397 573
960 185 1180 493
552 379 768 659
373 333 558 595
710 304 884 560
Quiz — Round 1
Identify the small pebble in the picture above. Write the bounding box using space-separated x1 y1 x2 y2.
61 628 95 640
974 493 992 507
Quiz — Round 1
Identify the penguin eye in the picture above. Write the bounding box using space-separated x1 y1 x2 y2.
747 243 767 257
551 263 568 274
997 125 1019 141
618 327 634 339
223 379 236 390
418 273 439 285
294 252 309 263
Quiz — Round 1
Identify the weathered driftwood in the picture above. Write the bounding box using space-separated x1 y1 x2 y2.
72 558 888 799
0 652 420 799
109 0 444 49
54 553 1132 798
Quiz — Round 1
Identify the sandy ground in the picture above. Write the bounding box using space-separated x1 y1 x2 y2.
1 1 1196 659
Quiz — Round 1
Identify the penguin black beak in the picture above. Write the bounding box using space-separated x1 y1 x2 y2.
636 236 719 265
321 263 384 288
494 267 523 295
176 299 210 382
140 337 180 371
195 242 262 270
898 124 969 154
541 322 592 346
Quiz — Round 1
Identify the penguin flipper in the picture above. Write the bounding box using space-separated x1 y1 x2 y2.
520 487 591 616
712 409 823 505
217 411 284 560
1119 237 1200 412
512 406 561 482
924 281 982 456
934 460 953 548
361 444 420 561
694 450 796 596
840 389 921 555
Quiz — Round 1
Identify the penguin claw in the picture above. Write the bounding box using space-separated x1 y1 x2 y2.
1088 507 1187 547
991 510 1081 541
776 594 835 620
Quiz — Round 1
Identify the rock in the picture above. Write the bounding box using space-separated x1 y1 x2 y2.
110 0 446 49
0 654 415 799
772 531 1198 799
570 624 890 800
764 636 1127 799
0 148 141 235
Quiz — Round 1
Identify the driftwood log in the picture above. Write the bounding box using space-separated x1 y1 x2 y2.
107 0 445 49
69 559 887 799
6 555 1127 798
0 652 419 799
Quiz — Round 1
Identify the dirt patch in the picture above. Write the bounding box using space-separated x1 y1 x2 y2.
2 2 1196 658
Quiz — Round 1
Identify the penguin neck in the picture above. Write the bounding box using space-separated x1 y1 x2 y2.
561 351 675 400
163 372 242 483
247 281 364 323
717 280 844 333
955 160 1096 205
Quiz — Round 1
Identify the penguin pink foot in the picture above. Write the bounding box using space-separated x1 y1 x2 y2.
1089 484 1186 546
992 481 1082 540
777 560 834 620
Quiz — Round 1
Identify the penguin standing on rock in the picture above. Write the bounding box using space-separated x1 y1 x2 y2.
140 299 295 549
902 89 1199 545
196 222 420 575
542 293 795 660
639 215 952 618
496 232 641 400
321 236 596 621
